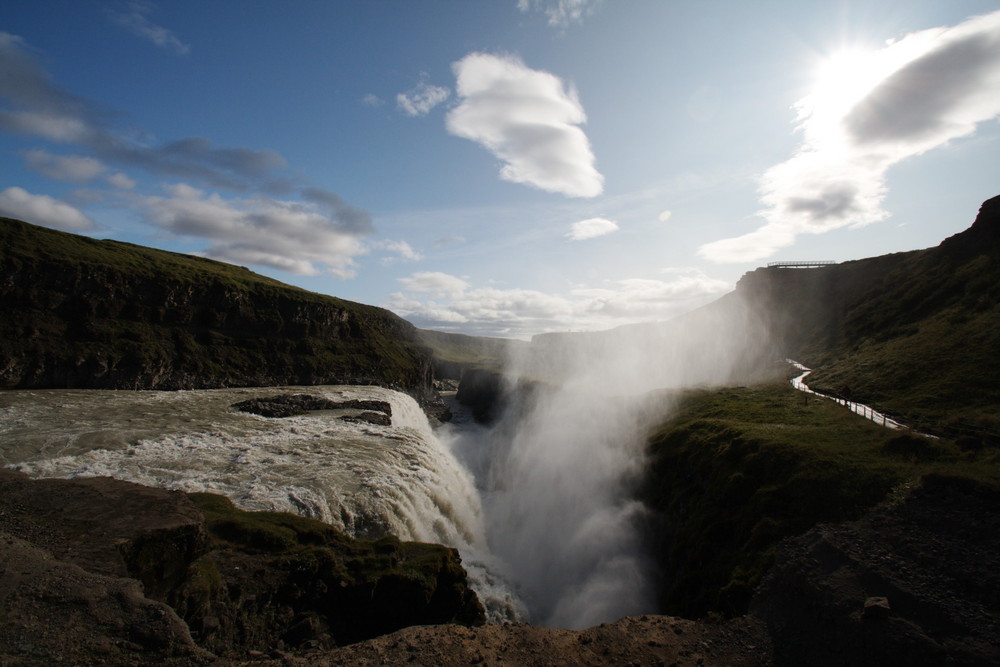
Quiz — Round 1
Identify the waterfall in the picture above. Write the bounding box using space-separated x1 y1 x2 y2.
2 385 522 621
442 296 772 628
439 375 659 629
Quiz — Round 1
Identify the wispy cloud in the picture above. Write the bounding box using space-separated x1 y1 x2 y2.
700 10 1000 263
397 80 450 117
0 32 289 191
375 239 423 265
23 149 105 183
517 0 602 28
107 1 190 55
0 31 375 277
567 216 618 240
0 186 94 230
141 184 367 278
387 268 729 337
446 52 603 198
398 271 469 297
107 172 136 190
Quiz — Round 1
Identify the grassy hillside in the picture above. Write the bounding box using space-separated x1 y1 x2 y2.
0 217 432 393
416 329 523 379
736 195 1000 441
642 379 1000 619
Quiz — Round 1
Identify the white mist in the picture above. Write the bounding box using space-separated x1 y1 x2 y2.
448 292 772 628
482 386 656 628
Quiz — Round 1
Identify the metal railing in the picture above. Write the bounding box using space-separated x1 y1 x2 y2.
767 260 836 268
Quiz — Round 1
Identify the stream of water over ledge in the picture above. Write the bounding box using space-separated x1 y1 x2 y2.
0 385 524 622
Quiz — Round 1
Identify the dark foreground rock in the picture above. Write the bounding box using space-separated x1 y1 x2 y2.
0 469 484 664
751 474 1000 666
2 468 996 665
0 470 212 664
262 614 774 666
0 532 213 665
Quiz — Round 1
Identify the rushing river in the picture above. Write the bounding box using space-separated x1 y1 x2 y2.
0 385 524 622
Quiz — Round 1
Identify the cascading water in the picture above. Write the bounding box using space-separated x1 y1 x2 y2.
437 295 775 629
0 385 523 622
441 388 658 629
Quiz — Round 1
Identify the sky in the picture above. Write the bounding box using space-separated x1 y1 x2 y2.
2 1 999 339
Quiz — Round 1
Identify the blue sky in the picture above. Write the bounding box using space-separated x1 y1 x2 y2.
2 1 999 338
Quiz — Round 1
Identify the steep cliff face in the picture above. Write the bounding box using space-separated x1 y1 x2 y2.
0 217 434 397
733 196 1000 436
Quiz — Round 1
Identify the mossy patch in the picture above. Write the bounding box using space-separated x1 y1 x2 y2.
183 492 484 647
187 492 478 604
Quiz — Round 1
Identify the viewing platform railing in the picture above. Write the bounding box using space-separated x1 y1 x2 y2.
766 260 836 268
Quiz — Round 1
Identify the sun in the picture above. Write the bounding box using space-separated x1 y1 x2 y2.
813 48 881 108
796 47 886 148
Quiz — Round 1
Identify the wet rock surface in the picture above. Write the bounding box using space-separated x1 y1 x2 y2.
231 394 392 421
0 468 208 593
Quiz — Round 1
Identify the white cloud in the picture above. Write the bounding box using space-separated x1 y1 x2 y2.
361 93 385 107
1 111 91 143
376 239 422 264
396 81 450 116
107 172 136 189
446 52 603 198
517 0 601 28
570 271 731 319
700 10 1000 263
107 1 190 55
567 216 618 240
141 184 366 278
0 186 94 230
397 271 469 296
24 149 105 183
387 268 730 337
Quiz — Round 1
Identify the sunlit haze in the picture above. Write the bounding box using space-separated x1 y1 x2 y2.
2 1 999 338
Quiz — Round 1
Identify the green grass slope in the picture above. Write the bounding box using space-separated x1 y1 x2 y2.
736 195 1000 441
416 329 525 380
642 380 1000 619
0 217 432 393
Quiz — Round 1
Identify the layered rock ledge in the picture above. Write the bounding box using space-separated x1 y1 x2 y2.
0 469 483 664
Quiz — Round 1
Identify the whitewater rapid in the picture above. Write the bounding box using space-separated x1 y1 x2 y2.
0 385 522 621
